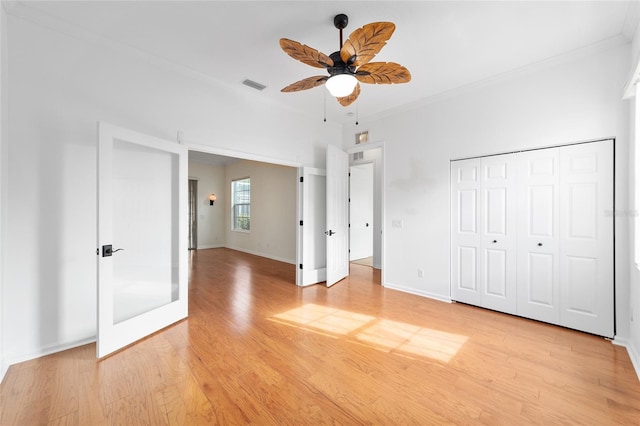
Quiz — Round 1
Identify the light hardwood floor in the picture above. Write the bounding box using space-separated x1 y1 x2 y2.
2 248 640 425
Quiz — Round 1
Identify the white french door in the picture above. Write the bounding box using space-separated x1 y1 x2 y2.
326 145 349 286
97 122 188 358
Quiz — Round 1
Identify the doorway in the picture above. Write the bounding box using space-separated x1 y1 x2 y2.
349 162 374 266
349 146 382 270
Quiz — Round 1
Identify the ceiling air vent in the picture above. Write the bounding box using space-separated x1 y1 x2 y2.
242 79 267 91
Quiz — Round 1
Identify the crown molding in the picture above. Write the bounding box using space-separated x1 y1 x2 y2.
361 34 630 124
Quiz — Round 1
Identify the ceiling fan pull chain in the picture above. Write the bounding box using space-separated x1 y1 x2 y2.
323 90 327 122
355 99 359 125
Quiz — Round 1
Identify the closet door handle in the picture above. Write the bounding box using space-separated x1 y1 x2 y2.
537 243 543 247
492 240 497 243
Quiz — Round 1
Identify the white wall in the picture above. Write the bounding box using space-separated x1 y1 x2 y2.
0 3 6 381
2 11 338 366
342 43 632 336
188 160 226 249
225 160 297 264
626 14 640 377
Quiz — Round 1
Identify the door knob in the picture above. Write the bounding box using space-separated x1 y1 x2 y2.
492 240 497 243
102 245 124 257
538 243 543 247
325 230 336 236
366 223 369 227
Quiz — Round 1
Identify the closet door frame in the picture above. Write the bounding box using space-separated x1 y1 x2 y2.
450 139 615 338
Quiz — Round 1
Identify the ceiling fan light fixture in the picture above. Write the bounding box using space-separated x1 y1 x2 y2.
325 73 357 97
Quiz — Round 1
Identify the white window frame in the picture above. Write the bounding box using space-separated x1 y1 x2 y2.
231 177 251 232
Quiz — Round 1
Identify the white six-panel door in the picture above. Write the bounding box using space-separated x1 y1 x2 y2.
481 154 517 315
559 141 613 336
516 148 561 325
451 155 517 313
451 140 614 338
451 159 482 306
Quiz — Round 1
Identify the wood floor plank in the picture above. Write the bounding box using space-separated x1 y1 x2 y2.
1 247 640 424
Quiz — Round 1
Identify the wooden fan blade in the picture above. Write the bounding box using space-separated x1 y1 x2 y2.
280 38 334 68
336 83 361 107
281 76 328 92
355 62 411 84
340 22 395 66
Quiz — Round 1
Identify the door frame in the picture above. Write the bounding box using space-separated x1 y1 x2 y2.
185 140 386 287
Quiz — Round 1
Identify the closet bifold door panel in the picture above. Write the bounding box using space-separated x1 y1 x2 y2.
450 159 482 306
450 154 517 313
479 154 518 314
450 140 614 338
559 141 614 337
516 148 561 325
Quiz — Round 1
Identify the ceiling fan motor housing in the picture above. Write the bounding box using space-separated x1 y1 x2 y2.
328 51 356 77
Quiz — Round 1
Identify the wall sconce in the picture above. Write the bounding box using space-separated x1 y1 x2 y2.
209 194 217 206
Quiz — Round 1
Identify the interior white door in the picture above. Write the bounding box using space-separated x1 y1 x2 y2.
516 148 561 325
559 140 614 337
296 167 327 286
481 154 517 314
349 163 374 261
97 122 188 358
450 158 482 306
326 145 349 287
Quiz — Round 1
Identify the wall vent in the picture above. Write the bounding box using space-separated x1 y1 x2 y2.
242 79 267 91
353 151 364 161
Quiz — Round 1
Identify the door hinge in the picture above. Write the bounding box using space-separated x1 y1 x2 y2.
299 220 303 226
299 264 303 269
299 176 304 183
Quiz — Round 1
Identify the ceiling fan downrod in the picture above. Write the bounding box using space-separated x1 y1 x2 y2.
334 13 348 49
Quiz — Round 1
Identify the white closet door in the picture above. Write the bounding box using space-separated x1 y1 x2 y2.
559 141 614 337
451 159 482 305
481 154 517 314
517 148 561 324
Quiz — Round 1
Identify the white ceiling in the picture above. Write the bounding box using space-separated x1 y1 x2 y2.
20 1 637 127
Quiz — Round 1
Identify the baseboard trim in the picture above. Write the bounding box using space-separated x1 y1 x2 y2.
382 282 452 303
0 359 8 384
3 336 96 382
195 244 224 250
224 245 295 265
612 337 640 382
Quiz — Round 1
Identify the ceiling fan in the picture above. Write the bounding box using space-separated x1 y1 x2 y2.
279 14 411 107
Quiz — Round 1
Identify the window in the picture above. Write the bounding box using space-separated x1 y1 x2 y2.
232 177 250 231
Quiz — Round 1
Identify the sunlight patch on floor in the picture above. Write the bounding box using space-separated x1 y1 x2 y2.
272 303 376 335
270 304 468 363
